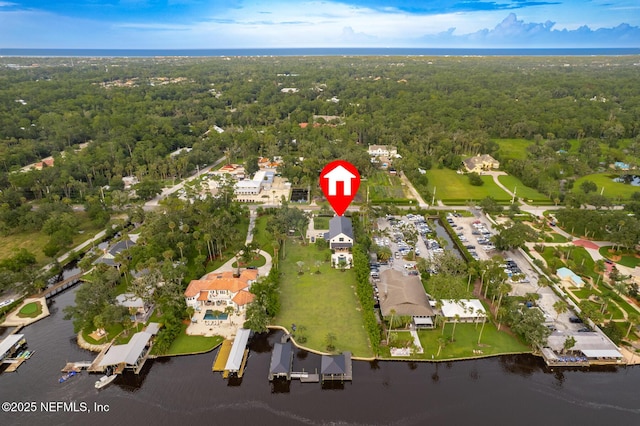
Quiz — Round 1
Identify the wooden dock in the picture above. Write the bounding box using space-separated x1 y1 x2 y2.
87 343 112 373
4 358 27 373
61 361 93 372
237 349 249 378
212 340 232 372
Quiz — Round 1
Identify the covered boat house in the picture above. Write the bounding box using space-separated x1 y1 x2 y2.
320 352 352 383
268 341 293 381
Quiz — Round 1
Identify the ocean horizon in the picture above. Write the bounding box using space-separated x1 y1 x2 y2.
1 47 639 57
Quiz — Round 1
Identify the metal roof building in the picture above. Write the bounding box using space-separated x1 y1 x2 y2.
225 328 251 373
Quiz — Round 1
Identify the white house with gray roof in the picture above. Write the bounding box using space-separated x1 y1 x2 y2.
324 215 354 269
325 216 354 250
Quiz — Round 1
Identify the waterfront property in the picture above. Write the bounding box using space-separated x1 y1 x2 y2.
274 240 372 357
325 215 354 269
184 269 259 313
320 352 353 383
268 341 293 381
542 331 624 366
116 293 154 323
98 329 155 374
439 299 487 323
0 333 28 372
224 328 251 378
379 269 435 328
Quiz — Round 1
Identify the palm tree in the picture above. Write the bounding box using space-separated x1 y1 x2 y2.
325 332 337 352
477 316 487 346
450 314 461 342
466 263 478 294
436 336 446 357
271 240 280 269
496 282 512 313
386 309 397 343
176 242 185 260
625 313 639 339
553 300 568 320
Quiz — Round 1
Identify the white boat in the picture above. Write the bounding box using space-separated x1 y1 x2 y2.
94 374 117 389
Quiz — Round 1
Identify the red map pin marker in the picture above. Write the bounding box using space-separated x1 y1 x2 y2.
319 160 361 216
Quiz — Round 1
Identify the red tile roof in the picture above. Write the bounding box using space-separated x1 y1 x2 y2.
232 290 255 306
185 270 258 298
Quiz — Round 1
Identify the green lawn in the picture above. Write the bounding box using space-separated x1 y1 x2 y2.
82 323 124 345
573 173 640 201
252 215 275 256
493 139 533 160
359 171 410 203
497 174 550 203
599 246 640 268
17 301 42 318
380 322 529 360
545 232 570 243
162 324 224 356
426 168 510 203
274 240 373 357
232 254 267 268
313 216 330 230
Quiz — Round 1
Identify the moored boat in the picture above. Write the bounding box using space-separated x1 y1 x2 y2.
59 370 78 383
94 374 117 389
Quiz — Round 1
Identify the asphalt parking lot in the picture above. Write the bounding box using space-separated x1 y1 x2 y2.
372 211 586 334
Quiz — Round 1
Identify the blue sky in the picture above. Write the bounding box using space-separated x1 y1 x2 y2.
1 1 639 48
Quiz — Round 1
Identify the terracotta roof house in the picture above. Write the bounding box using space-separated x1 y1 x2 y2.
184 269 259 311
462 154 500 173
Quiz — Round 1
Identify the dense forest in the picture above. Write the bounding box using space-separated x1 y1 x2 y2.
1 55 639 237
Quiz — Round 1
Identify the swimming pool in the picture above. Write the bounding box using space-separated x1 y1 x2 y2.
204 310 228 320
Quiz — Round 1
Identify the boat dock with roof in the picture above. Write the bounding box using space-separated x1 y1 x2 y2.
223 328 251 378
267 335 351 385
0 333 30 373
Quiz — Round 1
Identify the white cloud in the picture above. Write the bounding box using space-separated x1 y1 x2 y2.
0 0 638 48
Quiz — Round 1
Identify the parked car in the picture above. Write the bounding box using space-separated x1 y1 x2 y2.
0 298 14 308
569 316 583 323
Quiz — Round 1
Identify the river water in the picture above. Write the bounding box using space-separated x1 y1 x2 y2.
1 285 639 426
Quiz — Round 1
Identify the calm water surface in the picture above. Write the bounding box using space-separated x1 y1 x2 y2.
1 285 639 426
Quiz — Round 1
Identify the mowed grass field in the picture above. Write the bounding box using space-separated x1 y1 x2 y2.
379 321 530 360
497 174 550 203
274 240 373 357
574 173 640 200
426 169 510 203
493 139 533 160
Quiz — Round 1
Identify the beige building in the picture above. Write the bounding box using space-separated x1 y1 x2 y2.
462 154 500 173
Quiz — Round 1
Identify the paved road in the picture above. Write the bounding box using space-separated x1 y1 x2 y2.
143 155 226 211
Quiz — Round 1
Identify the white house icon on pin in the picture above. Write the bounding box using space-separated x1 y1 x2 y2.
324 165 357 196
